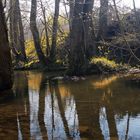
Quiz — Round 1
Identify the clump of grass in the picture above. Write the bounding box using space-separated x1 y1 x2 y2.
90 57 119 72
91 57 117 68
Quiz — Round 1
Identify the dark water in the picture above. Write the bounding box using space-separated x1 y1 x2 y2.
0 71 140 140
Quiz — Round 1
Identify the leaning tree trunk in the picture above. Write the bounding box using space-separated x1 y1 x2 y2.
0 2 13 91
30 0 46 65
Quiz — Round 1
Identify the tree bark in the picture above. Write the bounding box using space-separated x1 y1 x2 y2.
133 0 140 31
40 0 50 57
68 0 88 75
83 0 96 59
69 0 74 31
16 0 27 61
30 0 46 65
98 0 109 39
0 1 13 91
9 0 27 62
50 0 60 62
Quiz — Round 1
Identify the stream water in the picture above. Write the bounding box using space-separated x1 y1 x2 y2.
0 71 140 140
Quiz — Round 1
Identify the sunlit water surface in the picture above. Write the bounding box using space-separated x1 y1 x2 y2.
0 71 140 140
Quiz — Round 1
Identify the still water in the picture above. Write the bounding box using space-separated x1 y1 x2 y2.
0 71 140 140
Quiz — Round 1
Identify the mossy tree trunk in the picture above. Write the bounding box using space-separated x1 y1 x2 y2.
0 1 13 91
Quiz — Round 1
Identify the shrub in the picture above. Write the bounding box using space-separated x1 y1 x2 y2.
90 57 119 73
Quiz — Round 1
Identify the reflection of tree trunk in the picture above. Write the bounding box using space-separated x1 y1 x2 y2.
0 112 18 139
0 91 18 139
69 83 104 139
15 72 30 139
125 113 130 140
53 82 70 137
38 75 48 139
51 92 54 140
49 82 55 140
90 105 104 140
106 106 118 140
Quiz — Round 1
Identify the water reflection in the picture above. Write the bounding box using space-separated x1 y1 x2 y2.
0 71 140 140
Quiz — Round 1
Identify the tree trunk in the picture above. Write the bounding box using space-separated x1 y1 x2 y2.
40 0 50 57
83 0 96 59
30 0 46 65
69 0 74 31
68 0 88 75
16 0 27 61
9 0 16 56
98 0 109 39
133 0 140 31
9 0 26 62
13 0 19 52
50 0 60 62
0 1 13 91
